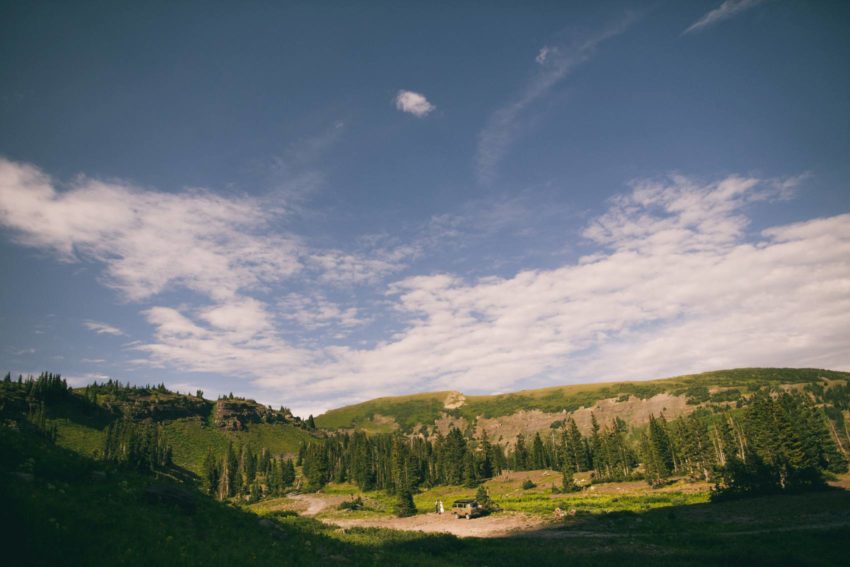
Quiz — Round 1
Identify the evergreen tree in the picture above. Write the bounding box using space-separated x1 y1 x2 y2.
475 484 493 511
302 443 330 490
462 449 477 487
512 434 529 471
531 432 546 469
203 448 220 496
282 458 296 487
642 414 673 487
394 487 417 517
561 453 577 492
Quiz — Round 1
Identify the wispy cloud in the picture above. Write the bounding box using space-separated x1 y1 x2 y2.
475 17 635 184
83 320 126 336
394 90 435 117
279 293 366 330
0 158 303 302
684 0 767 35
287 174 848 409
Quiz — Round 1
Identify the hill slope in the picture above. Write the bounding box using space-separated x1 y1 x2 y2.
316 368 850 442
0 378 315 476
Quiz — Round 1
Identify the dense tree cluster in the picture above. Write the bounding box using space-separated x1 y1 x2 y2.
508 416 637 486
3 371 71 403
84 379 174 401
299 429 507 494
102 419 173 470
711 391 847 498
203 443 296 501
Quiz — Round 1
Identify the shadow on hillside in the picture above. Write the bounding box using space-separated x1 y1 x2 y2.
46 394 116 429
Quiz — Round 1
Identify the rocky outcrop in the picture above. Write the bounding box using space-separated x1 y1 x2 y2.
213 399 293 430
108 394 210 422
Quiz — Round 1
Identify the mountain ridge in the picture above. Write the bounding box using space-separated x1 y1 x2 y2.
315 367 850 441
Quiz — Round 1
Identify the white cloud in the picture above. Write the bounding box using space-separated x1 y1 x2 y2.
135 303 311 378
0 158 302 302
258 174 850 409
394 90 435 117
83 320 126 336
476 17 635 184
684 0 767 34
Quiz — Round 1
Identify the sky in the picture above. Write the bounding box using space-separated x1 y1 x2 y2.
1 0 849 417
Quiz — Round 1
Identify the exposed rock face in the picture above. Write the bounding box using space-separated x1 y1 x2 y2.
443 392 466 410
474 393 698 445
213 399 291 430
434 413 469 436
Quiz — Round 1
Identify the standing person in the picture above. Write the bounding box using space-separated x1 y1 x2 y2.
434 500 439 514
439 500 444 515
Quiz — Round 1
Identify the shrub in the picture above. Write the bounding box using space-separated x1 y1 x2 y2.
521 479 536 490
338 496 364 511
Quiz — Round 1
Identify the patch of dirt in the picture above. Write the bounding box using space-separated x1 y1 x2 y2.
288 493 348 516
369 414 400 431
327 511 554 538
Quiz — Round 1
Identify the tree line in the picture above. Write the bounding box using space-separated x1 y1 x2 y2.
293 389 846 502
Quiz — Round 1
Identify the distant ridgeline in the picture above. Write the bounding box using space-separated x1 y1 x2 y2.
1 368 849 504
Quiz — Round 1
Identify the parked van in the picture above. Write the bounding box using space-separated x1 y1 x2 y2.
451 499 481 519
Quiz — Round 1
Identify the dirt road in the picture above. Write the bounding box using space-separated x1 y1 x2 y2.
327 511 554 538
284 494 553 537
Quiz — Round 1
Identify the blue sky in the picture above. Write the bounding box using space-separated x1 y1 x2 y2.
1 1 849 416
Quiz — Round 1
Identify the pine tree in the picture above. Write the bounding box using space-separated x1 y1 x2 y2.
218 442 239 499
462 449 477 487
642 415 673 487
475 484 493 511
479 432 495 479
394 487 416 517
513 434 529 471
531 432 545 469
561 451 577 492
203 448 219 496
282 458 296 487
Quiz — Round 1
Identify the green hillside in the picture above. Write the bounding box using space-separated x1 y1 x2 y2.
0 376 314 476
4 406 850 566
316 368 850 432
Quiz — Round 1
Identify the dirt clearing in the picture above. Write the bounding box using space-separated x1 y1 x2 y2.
327 511 554 538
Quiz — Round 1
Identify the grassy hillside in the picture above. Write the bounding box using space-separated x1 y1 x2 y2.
162 418 312 474
316 368 850 432
0 379 314 476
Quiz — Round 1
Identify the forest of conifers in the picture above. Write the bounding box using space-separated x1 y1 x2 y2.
3 372 848 508
198 386 850 508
